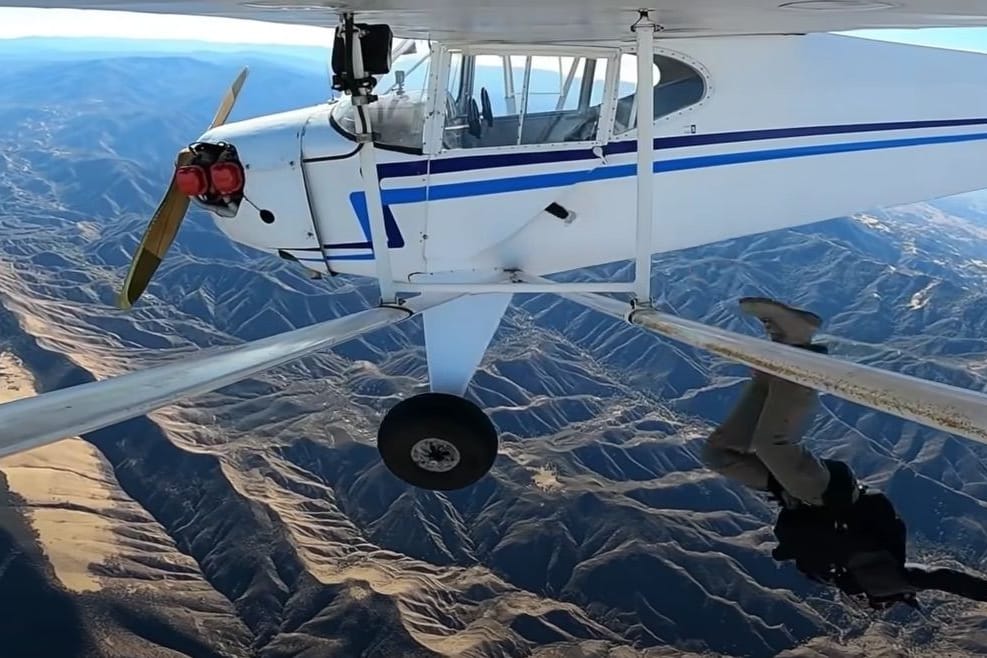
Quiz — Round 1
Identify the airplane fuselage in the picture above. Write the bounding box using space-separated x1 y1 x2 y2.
199 33 987 284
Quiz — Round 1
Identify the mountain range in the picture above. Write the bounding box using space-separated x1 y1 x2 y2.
1 36 987 658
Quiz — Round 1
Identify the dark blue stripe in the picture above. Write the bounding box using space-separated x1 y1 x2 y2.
653 130 987 173
376 130 987 204
326 242 372 250
420 169 597 200
313 123 987 262
294 253 374 262
614 117 987 156
292 241 370 251
378 147 596 179
377 117 987 180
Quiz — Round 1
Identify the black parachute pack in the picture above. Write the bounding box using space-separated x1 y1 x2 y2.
768 464 915 608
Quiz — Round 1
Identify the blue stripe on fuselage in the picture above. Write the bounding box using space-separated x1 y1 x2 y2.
351 129 987 224
376 117 987 180
319 118 987 259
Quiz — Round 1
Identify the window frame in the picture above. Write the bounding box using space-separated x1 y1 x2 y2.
423 43 621 155
607 45 711 138
420 43 710 154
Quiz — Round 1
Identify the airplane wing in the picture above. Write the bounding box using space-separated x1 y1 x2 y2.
0 294 454 459
564 290 987 448
5 1 987 42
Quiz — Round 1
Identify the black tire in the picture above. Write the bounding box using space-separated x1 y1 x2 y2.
377 392 498 491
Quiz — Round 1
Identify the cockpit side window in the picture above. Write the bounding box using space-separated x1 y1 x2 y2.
442 51 610 150
612 53 705 134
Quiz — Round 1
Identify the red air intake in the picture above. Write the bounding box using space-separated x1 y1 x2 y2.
210 162 244 196
175 165 208 197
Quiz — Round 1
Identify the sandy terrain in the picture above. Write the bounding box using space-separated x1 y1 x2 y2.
0 351 117 592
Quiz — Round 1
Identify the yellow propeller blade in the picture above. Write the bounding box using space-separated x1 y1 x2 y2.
209 67 249 129
117 149 194 310
117 67 249 310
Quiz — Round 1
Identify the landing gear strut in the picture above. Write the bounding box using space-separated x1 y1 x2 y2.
377 393 498 491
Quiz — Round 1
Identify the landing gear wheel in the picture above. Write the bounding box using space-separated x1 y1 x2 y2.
377 392 498 491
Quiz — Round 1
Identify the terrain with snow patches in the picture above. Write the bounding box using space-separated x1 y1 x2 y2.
0 38 986 657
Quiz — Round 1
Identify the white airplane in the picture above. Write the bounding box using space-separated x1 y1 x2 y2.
4 1 987 492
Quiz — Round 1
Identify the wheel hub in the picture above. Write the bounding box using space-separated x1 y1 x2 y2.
410 437 461 473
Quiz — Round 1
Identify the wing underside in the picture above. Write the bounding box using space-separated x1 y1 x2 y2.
5 1 987 42
0 295 454 459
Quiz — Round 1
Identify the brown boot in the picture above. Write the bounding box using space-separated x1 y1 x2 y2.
739 297 822 346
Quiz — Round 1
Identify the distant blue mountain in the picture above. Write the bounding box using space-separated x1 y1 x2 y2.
0 35 329 68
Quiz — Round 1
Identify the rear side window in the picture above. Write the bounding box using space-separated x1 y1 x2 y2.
612 53 706 133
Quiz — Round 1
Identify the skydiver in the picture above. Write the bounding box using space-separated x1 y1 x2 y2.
701 297 987 609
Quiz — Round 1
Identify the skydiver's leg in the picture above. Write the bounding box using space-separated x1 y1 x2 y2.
905 564 987 602
701 376 772 490
750 376 833 506
738 297 834 506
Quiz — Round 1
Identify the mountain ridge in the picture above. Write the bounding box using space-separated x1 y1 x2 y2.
1 44 987 657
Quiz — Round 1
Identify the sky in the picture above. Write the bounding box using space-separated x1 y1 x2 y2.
1 6 987 53
0 7 334 44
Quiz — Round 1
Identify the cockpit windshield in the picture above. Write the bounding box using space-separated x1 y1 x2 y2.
375 38 431 96
330 39 432 152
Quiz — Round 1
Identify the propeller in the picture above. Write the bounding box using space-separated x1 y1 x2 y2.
117 66 249 310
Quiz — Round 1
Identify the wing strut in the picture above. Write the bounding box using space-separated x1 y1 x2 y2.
0 293 457 459
632 9 658 307
336 12 397 305
560 288 987 446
